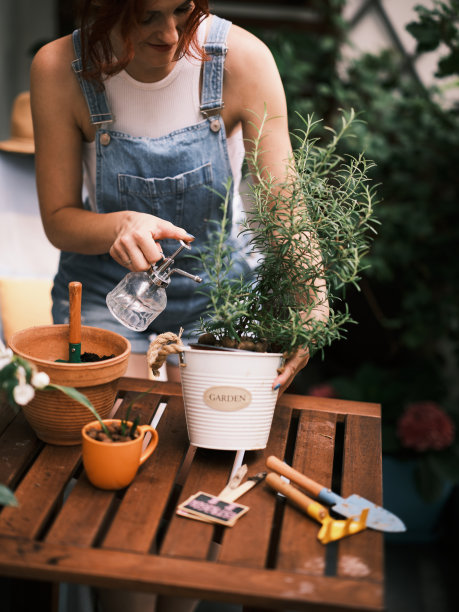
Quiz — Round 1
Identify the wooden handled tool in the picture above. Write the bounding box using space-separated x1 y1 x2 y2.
266 455 323 497
265 473 328 523
265 472 369 544
266 455 406 533
68 281 82 362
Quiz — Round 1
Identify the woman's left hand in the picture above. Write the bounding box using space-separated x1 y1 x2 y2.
272 347 309 396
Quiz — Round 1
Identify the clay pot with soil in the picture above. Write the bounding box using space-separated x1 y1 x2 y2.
9 323 131 445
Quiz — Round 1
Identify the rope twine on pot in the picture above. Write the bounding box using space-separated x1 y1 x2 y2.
147 328 185 377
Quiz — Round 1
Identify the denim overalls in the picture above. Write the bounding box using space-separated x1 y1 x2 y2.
52 17 250 353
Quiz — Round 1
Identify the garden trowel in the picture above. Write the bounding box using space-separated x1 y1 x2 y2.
266 455 406 533
265 472 369 544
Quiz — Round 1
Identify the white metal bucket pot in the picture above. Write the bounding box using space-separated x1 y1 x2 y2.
179 347 284 450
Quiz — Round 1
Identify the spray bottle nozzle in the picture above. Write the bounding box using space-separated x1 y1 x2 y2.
149 240 202 287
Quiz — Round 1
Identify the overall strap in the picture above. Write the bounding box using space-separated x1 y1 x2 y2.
71 29 113 125
200 16 232 118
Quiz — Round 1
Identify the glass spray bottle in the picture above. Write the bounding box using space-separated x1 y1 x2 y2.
106 240 202 332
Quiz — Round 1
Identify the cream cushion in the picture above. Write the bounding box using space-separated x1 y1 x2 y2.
0 277 53 345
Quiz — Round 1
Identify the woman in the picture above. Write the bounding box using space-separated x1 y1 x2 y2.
30 0 310 393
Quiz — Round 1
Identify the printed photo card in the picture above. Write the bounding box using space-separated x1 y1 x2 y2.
177 491 249 526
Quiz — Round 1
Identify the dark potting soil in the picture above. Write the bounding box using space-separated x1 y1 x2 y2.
80 352 115 362
198 333 269 353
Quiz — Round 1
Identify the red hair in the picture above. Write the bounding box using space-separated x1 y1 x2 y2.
76 0 210 83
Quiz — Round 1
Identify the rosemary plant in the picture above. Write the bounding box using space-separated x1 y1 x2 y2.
196 109 379 358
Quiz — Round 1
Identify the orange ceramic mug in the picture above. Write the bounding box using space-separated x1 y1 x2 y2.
82 419 159 490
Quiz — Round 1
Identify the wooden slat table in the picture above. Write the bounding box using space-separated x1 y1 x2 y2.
0 378 384 611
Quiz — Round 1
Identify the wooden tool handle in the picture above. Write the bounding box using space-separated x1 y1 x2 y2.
266 455 324 498
265 473 327 523
69 282 82 345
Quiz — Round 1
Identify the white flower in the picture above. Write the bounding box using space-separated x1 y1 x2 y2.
31 371 50 389
0 347 13 370
13 383 35 406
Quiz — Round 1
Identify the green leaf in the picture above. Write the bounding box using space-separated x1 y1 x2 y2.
406 20 441 53
437 49 459 78
195 108 378 354
129 416 140 438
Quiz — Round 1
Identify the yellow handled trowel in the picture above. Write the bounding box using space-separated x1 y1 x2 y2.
265 472 369 544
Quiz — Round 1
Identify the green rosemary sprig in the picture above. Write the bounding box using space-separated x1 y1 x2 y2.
195 109 379 356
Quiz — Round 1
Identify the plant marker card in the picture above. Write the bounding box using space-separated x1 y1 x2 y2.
177 492 249 526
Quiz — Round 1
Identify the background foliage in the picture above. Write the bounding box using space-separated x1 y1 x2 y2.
252 1 459 500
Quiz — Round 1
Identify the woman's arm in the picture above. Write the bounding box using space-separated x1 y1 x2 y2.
223 26 329 393
223 25 292 180
30 37 193 270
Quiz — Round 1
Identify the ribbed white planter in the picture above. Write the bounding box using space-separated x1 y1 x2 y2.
180 347 284 450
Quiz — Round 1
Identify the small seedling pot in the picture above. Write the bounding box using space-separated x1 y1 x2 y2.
82 419 158 490
180 347 283 450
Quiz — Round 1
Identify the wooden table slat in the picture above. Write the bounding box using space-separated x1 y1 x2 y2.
337 414 384 582
45 474 116 547
275 410 338 575
341 415 383 501
112 388 163 424
0 400 19 435
217 403 293 568
118 378 183 398
0 445 81 539
0 410 42 487
0 536 384 611
159 445 234 560
278 394 380 418
102 396 189 553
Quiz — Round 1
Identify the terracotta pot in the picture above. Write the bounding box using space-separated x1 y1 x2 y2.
82 419 158 490
9 324 131 445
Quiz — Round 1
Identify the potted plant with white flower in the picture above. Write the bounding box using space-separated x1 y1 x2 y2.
1 338 99 502
1 339 158 494
7 322 131 445
1 338 99 410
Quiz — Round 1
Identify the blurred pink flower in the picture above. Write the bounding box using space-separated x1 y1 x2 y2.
308 383 337 398
397 401 455 452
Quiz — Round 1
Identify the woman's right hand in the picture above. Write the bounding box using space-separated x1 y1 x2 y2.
109 210 195 270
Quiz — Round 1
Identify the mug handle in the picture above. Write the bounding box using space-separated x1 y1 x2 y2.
137 425 159 465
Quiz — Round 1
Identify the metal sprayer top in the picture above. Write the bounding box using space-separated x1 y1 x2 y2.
147 240 203 288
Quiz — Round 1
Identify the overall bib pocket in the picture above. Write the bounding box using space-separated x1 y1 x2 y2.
117 162 214 240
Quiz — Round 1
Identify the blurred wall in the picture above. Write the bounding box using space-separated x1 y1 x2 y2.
1 1 456 139
0 0 56 140
342 0 457 107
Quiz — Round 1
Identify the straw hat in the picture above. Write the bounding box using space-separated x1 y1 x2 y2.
0 91 34 154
